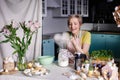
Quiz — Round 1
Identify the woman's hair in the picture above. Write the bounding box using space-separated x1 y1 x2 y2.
67 14 83 25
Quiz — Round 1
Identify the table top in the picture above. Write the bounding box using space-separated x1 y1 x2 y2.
0 63 101 80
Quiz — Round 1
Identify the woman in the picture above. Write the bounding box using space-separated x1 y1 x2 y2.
66 14 91 56
54 14 91 59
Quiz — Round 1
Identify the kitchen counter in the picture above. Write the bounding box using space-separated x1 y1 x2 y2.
90 31 120 34
42 31 120 40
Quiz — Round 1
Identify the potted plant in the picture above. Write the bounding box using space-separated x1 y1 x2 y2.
90 50 113 65
0 20 40 70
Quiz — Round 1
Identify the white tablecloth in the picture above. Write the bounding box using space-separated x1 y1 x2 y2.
0 63 98 80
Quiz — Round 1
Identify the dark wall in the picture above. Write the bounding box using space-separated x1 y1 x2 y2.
83 0 120 23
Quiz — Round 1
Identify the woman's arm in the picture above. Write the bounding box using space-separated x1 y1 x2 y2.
71 31 91 55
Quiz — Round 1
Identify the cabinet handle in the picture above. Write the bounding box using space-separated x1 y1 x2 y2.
110 35 114 37
48 41 50 43
43 41 45 44
101 35 104 37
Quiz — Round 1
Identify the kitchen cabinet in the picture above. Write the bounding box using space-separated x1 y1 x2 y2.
42 39 54 56
89 0 120 23
90 34 106 52
42 33 120 59
53 0 89 17
90 33 120 58
106 34 120 58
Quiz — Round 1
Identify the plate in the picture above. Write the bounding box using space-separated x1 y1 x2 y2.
23 69 50 77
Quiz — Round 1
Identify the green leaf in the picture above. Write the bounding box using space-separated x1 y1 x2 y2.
11 43 20 51
13 50 18 54
0 39 9 43
90 49 113 60
16 37 21 43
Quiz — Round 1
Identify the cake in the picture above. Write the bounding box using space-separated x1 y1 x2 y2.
102 60 119 80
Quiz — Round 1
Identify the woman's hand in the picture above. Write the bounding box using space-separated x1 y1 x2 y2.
71 36 84 53
71 36 79 47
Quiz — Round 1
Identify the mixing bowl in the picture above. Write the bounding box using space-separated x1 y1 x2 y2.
38 56 54 65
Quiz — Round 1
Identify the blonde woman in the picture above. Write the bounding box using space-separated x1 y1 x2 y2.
54 14 91 61
66 14 91 55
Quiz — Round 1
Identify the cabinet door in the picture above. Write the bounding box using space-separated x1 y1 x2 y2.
69 0 75 14
61 0 69 16
82 0 89 17
76 0 82 15
106 34 120 58
42 39 54 56
42 0 47 17
53 0 89 17
89 34 106 53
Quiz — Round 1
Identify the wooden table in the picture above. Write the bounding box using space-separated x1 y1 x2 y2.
0 63 100 80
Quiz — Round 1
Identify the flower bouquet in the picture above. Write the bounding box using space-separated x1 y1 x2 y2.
113 5 120 27
0 20 40 70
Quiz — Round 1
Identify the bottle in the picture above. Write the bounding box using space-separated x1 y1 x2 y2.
74 52 87 70
74 53 81 70
88 58 94 77
58 49 69 67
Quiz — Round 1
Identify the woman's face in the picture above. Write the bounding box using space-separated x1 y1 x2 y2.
68 17 81 36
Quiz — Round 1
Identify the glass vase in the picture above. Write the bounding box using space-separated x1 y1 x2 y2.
17 56 27 71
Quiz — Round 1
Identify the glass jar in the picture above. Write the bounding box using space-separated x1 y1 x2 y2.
58 49 69 67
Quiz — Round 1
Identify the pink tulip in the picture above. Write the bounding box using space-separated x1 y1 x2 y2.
28 21 40 32
26 21 33 28
30 25 37 32
12 21 19 28
34 21 40 28
3 28 11 36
